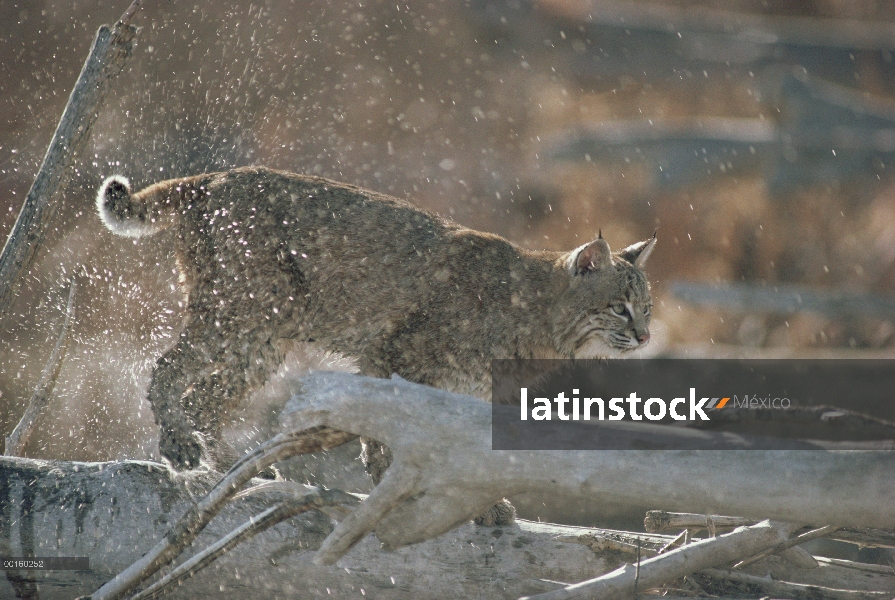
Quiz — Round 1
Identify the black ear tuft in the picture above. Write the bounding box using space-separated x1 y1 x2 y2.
618 234 656 269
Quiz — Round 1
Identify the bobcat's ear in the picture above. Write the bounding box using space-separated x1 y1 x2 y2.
618 233 656 269
569 235 612 275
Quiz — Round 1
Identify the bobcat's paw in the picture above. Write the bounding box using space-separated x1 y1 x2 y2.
474 498 516 527
160 427 204 470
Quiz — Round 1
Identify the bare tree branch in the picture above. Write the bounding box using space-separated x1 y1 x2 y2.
80 426 355 600
132 487 359 600
645 511 756 534
733 524 840 569
646 510 895 548
0 1 142 320
5 278 76 456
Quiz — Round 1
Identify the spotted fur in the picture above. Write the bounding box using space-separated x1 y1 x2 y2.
97 166 656 471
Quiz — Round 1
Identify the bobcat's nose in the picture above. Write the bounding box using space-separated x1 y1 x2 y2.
637 331 650 345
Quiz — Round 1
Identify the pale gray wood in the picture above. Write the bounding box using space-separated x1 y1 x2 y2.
281 371 895 565
646 510 895 548
734 524 838 569
645 511 757 533
0 7 138 319
4 364 895 599
84 427 356 600
0 456 626 600
522 521 799 600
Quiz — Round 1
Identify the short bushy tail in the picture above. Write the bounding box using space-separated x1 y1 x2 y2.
96 175 182 237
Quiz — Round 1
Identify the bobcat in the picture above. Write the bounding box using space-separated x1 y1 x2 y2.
97 166 655 503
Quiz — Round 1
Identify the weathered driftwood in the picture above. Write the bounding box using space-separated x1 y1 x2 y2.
5 458 890 600
0 2 140 319
521 520 800 600
131 486 360 600
83 426 356 600
646 511 895 548
5 370 895 598
644 509 830 569
732 525 837 569
565 523 894 598
4 278 76 456
281 371 895 568
0 456 657 600
645 511 757 533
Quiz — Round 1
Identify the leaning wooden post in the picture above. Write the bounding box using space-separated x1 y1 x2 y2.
0 1 143 320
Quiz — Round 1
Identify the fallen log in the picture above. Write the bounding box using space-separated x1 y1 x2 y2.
5 371 895 599
0 456 647 600
7 455 889 600
281 371 895 564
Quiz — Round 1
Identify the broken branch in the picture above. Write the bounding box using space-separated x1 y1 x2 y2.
132 487 359 600
82 426 356 600
734 524 840 569
521 520 799 600
0 1 140 320
5 278 77 456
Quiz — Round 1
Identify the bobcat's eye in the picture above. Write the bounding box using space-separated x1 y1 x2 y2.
644 305 651 316
611 303 627 316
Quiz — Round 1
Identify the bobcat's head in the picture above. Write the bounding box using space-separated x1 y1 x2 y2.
551 233 655 359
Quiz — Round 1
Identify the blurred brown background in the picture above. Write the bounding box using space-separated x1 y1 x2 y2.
2 0 895 467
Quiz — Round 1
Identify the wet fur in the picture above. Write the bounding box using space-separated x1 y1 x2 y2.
97 166 655 471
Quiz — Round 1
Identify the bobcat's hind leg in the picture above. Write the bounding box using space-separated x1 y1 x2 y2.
146 322 219 470
146 313 265 471
174 320 290 475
